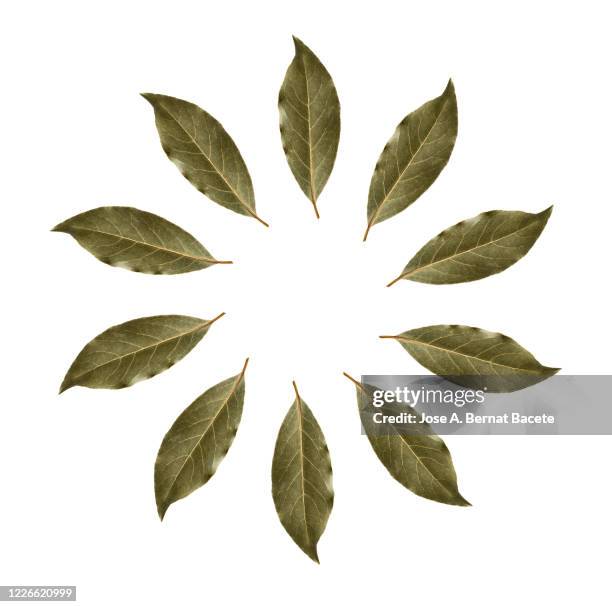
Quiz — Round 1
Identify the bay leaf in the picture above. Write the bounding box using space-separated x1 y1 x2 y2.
272 382 333 563
343 373 469 506
387 206 552 286
155 359 248 520
381 325 560 392
364 80 458 240
278 37 341 217
60 313 224 393
53 206 231 275
142 93 268 226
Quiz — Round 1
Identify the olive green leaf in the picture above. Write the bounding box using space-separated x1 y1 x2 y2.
142 93 268 227
343 373 469 506
154 359 248 520
278 36 341 218
381 325 560 392
387 206 552 286
60 313 224 393
272 382 333 563
53 206 232 275
364 80 458 240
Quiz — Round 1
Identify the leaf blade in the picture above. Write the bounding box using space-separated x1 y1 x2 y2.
272 382 333 563
279 36 341 217
364 80 458 240
388 207 552 285
60 313 224 392
382 325 559 392
53 206 231 275
154 359 248 519
343 373 469 506
142 93 268 226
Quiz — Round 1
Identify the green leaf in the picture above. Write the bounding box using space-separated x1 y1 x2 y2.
142 93 268 227
154 359 248 520
272 382 333 563
53 206 232 275
387 206 552 286
364 80 458 240
60 313 224 393
343 373 469 506
279 36 341 218
381 325 560 392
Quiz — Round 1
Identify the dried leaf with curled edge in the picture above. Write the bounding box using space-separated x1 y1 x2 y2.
381 325 560 392
343 373 470 507
272 382 333 563
279 36 341 217
155 359 248 520
364 80 458 240
387 206 552 286
60 313 224 393
53 206 231 275
142 93 268 226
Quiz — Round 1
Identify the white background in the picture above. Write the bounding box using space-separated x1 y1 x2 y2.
1 1 610 605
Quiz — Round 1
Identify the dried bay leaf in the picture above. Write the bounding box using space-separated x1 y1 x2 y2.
142 93 268 226
364 80 458 240
343 373 469 506
155 359 248 520
60 313 224 393
381 325 559 392
272 382 333 563
387 207 552 286
53 206 231 275
279 37 341 217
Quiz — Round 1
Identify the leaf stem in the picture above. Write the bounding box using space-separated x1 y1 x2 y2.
311 198 320 219
209 312 226 325
252 212 270 228
240 357 250 376
342 372 366 393
362 223 372 242
292 380 301 400
386 275 402 287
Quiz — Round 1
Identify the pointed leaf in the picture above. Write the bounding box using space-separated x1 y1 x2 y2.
53 206 231 275
155 359 248 519
381 325 559 392
388 207 552 285
142 93 268 226
344 374 469 506
272 382 333 563
364 80 458 240
60 313 224 392
278 37 341 217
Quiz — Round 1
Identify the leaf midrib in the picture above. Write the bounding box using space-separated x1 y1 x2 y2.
157 99 257 220
73 319 212 385
367 95 450 230
64 225 220 265
161 367 246 509
401 215 540 280
394 335 546 374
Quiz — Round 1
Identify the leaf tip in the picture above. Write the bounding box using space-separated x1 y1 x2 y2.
58 379 72 395
540 204 554 219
